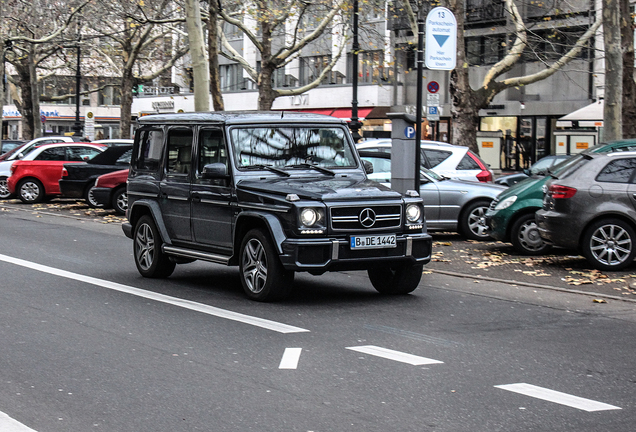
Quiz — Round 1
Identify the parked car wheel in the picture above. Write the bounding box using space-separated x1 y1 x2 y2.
367 263 423 294
459 200 491 240
510 213 551 255
133 215 176 278
18 178 45 203
239 228 294 301
84 184 103 208
0 176 13 199
112 187 127 215
582 218 636 271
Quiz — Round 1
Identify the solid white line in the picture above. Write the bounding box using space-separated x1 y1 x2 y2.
0 253 309 334
0 411 37 432
346 345 443 366
495 383 621 412
279 348 302 369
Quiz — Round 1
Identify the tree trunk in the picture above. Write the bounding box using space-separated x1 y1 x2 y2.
185 0 210 112
208 0 224 111
29 50 42 138
621 0 636 138
119 72 134 139
603 0 623 141
257 22 277 110
16 63 35 140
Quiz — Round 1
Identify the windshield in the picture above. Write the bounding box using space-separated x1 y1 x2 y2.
549 154 588 177
231 126 357 169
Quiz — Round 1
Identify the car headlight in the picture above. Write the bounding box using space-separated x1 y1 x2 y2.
405 203 422 223
300 207 320 227
494 195 517 210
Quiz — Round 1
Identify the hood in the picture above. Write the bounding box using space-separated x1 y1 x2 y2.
498 175 547 199
441 178 507 194
237 175 403 201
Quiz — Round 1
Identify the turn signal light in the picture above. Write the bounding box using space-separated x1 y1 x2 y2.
548 184 577 199
61 168 68 177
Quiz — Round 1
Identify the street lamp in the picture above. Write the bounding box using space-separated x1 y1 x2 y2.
349 0 362 142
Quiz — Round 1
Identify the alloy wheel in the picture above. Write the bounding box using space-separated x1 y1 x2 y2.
589 223 633 267
135 222 155 271
242 238 268 294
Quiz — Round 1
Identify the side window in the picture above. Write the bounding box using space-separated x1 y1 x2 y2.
67 146 101 161
198 128 227 173
134 129 164 171
422 149 452 167
457 153 480 170
166 128 193 175
596 158 636 183
34 147 66 161
116 149 133 165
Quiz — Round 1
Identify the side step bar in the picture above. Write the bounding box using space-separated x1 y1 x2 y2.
162 245 231 265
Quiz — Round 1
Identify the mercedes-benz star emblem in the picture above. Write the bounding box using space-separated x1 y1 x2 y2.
359 208 376 228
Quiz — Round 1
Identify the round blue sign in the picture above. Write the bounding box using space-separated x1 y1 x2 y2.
427 81 439 93
404 126 416 139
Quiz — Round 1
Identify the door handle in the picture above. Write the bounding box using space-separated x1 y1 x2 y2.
191 192 201 203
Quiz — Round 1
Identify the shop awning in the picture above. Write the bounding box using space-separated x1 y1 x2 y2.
558 100 604 127
330 107 374 120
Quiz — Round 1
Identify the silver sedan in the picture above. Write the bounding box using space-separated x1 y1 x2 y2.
359 151 506 240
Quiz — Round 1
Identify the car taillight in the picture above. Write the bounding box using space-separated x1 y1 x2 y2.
548 184 577 199
61 167 68 177
476 170 493 182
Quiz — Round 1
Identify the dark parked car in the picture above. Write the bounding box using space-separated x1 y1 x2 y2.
495 155 571 187
58 145 132 206
123 112 432 301
536 152 636 270
1 140 25 155
92 169 129 215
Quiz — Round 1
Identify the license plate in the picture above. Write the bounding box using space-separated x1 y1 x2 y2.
350 234 397 249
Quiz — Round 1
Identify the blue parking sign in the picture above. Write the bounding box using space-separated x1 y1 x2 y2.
404 126 416 139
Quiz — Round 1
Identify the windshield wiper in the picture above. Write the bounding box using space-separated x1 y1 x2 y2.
242 164 290 177
284 163 335 176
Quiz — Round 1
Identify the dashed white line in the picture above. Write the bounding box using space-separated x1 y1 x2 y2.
495 383 621 412
279 348 303 369
346 345 444 366
0 411 37 432
0 253 309 334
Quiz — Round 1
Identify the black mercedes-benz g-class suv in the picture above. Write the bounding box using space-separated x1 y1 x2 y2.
122 112 432 301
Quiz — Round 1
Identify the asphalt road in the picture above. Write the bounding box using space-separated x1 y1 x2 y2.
0 201 635 431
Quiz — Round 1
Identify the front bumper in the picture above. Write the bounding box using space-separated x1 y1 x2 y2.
279 233 432 273
92 187 113 207
535 209 580 249
485 210 508 242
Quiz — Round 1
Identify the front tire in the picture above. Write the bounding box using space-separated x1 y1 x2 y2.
367 263 424 294
85 184 103 208
111 187 127 215
510 213 551 255
0 176 13 199
18 178 45 203
133 215 176 278
460 200 491 240
582 218 636 271
239 228 294 301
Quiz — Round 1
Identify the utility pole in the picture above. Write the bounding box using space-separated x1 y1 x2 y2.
349 0 362 142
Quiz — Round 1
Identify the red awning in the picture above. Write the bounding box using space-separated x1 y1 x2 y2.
330 107 373 120
285 108 335 116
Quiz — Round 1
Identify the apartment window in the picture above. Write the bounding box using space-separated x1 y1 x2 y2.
465 35 506 65
347 51 387 84
299 55 331 86
98 86 121 106
220 64 244 92
522 27 589 62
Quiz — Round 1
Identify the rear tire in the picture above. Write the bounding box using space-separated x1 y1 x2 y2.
367 263 424 294
510 213 551 255
582 218 636 271
85 184 103 208
239 228 294 301
111 187 127 215
133 215 176 278
18 178 45 203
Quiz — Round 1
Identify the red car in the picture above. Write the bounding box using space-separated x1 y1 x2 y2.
92 168 129 215
8 143 105 203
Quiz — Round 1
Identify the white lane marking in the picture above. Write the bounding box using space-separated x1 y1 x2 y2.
346 345 443 366
495 383 621 412
0 411 37 432
0 254 309 334
279 348 302 369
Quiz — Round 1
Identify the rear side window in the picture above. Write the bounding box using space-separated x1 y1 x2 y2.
422 149 452 167
457 153 480 170
134 129 164 172
596 158 636 183
34 147 66 161
166 128 194 175
67 146 101 161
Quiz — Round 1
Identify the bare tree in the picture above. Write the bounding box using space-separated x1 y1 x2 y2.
603 0 622 141
620 0 636 138
208 0 225 111
185 0 210 111
217 0 349 110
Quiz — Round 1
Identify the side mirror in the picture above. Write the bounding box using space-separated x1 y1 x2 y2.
363 160 373 174
202 163 229 179
17 152 24 159
523 168 530 176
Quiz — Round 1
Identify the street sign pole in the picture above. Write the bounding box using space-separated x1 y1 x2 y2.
414 8 424 193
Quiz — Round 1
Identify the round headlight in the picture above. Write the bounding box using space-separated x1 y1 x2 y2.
494 195 517 211
300 208 319 226
406 203 422 222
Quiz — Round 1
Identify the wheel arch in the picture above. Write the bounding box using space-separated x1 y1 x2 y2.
128 200 171 245
457 197 492 223
505 207 542 241
234 211 286 258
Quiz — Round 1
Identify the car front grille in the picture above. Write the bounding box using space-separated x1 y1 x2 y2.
330 204 402 231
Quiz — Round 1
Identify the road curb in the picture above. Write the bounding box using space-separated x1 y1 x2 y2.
429 268 636 304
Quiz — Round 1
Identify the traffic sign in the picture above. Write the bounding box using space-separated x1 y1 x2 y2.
40 115 46 123
427 106 440 121
404 126 416 139
425 7 457 70
427 94 440 106
427 81 440 93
